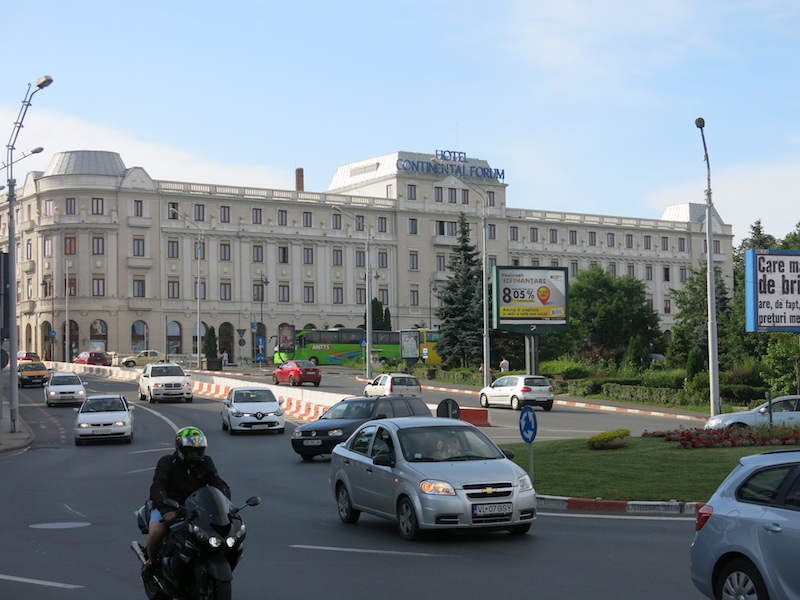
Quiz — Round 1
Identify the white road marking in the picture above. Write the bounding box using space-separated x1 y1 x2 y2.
0 573 83 589
290 544 453 557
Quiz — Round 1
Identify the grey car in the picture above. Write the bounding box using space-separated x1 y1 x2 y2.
690 449 800 600
704 395 800 430
331 417 536 540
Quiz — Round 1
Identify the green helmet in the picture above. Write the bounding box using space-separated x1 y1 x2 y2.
175 426 207 461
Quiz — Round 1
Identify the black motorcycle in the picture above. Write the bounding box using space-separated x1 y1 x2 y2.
131 486 260 600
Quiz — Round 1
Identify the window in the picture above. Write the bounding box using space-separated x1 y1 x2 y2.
434 221 457 236
220 282 232 301
196 280 206 300
303 211 312 227
92 236 105 255
278 209 287 226
44 199 53 216
529 227 538 242
407 184 416 200
356 287 366 305
168 240 179 259
65 237 76 255
220 243 231 261
531 259 540 266
133 199 143 217
303 247 314 265
133 237 145 257
409 251 418 270
253 283 264 302
714 240 721 254
680 267 687 282
410 288 419 306
66 197 76 215
625 234 633 248
461 189 469 204
91 197 104 215
569 230 578 245
570 261 578 276
355 215 365 232
333 286 344 304
252 244 263 263
448 188 457 203
195 241 205 260
167 202 178 219
92 278 105 297
378 251 388 269
133 279 145 297
356 249 365 267
25 240 32 260
194 204 205 221
220 206 230 223
168 281 180 299
608 263 616 277
663 267 670 282
588 232 597 246
408 218 417 235
627 263 635 277
278 246 289 263
645 265 653 280
487 190 495 206
332 248 343 266
607 233 615 247
510 226 518 241
434 187 443 203
661 236 669 251
278 284 290 302
378 288 389 305
549 228 558 243
664 298 671 314
386 184 393 198
436 254 446 271
378 216 387 232
303 285 315 303
644 235 652 250
43 237 52 257
488 224 496 240
252 207 263 224
646 296 653 310
678 237 686 252
332 213 342 230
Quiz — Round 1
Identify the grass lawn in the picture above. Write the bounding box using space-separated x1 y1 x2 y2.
501 436 784 502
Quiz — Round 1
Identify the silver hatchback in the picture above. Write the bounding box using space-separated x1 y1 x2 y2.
479 375 554 411
690 449 800 600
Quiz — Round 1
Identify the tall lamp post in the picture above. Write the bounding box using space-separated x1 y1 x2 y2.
259 274 268 364
169 208 204 368
695 117 720 416
334 206 374 379
431 158 492 387
5 75 52 432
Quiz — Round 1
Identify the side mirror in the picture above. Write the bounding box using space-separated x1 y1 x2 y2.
129 405 136 411
245 496 261 507
502 449 515 460
373 454 394 467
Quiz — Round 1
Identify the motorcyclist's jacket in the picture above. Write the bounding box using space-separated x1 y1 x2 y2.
150 452 231 512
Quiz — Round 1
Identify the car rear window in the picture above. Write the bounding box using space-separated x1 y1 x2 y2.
394 377 420 387
295 361 316 368
405 397 433 416
525 377 550 387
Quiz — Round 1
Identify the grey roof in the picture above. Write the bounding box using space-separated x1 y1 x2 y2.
43 151 127 177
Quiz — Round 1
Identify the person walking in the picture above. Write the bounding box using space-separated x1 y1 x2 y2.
499 357 510 372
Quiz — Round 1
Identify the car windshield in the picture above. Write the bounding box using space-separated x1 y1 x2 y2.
234 389 277 403
151 366 185 377
83 397 125 412
20 363 44 372
322 400 374 420
525 378 549 387
398 426 505 462
51 374 81 385
295 361 316 368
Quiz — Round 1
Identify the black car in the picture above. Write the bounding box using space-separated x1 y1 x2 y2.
291 395 432 461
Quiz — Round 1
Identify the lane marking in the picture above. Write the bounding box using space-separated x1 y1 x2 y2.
290 544 453 557
0 573 84 589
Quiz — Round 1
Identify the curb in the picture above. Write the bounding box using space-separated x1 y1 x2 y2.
536 494 705 515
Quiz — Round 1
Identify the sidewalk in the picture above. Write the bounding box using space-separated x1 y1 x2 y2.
0 397 34 454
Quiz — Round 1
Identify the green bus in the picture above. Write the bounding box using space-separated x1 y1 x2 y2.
273 328 403 366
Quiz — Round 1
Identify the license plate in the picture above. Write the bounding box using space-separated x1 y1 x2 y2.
303 439 322 446
473 503 513 516
93 429 111 435
252 424 268 430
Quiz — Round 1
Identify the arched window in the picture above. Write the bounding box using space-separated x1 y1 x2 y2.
90 319 108 351
131 320 149 353
167 321 182 354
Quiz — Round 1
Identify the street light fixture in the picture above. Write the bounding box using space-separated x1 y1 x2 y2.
169 208 204 368
334 206 374 379
695 117 720 417
5 75 52 433
259 274 268 365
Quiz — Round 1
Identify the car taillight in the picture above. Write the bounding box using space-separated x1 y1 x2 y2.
521 386 532 392
695 504 712 531
389 380 394 391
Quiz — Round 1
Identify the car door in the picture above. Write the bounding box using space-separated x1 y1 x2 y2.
488 376 510 405
756 467 800 597
344 425 378 509
770 398 799 427
365 426 399 518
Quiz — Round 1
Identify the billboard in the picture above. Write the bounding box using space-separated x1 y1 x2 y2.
492 266 569 334
745 249 800 332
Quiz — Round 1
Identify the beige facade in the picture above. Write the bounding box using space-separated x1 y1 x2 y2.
3 150 733 363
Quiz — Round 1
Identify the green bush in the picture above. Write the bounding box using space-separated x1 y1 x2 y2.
540 360 589 380
641 369 687 389
602 383 696 406
586 429 631 450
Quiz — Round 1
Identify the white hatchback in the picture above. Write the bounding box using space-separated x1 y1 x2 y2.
221 387 285 434
479 375 555 411
363 373 422 399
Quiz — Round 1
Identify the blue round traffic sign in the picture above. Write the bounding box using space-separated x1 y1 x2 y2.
49 330 57 338
519 406 538 443
256 353 265 363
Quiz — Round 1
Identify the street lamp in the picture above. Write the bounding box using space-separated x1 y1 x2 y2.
259 274 268 365
5 75 52 433
431 158 492 387
695 117 720 416
169 208 204 368
334 206 374 379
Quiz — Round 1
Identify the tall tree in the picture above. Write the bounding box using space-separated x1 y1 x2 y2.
435 213 484 368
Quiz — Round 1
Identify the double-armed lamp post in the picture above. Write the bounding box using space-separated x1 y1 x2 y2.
169 208 204 368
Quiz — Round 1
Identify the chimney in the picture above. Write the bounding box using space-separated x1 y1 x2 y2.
295 168 304 192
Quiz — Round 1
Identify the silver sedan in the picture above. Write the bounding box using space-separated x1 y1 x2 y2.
331 417 536 540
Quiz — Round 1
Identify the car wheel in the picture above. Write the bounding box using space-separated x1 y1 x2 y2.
126 434 133 444
74 439 82 446
289 376 297 386
184 397 193 403
715 558 768 600
397 497 421 540
124 360 135 368
480 394 489 408
272 375 279 385
148 391 155 404
511 396 521 410
336 484 360 524
277 428 285 434
222 420 228 431
300 454 315 462
313 381 320 387
543 401 553 412
509 523 531 535
139 391 146 402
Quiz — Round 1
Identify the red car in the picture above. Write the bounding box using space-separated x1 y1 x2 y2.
73 351 113 366
272 360 321 387
17 351 40 362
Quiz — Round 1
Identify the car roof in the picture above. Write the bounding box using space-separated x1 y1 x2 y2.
739 449 800 469
366 416 469 430
85 394 124 401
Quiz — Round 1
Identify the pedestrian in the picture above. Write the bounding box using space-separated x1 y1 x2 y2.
499 357 510 372
221 350 228 366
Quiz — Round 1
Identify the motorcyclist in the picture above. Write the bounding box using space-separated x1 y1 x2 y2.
142 426 231 581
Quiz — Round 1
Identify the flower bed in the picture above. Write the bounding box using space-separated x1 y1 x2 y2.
643 426 800 449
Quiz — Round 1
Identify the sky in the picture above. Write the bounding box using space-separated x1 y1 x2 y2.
2 0 798 245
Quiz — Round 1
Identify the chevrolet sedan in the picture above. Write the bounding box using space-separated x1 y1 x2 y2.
44 372 87 406
221 387 285 434
331 417 536 540
74 394 135 445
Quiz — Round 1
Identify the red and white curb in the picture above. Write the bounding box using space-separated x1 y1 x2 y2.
537 494 705 515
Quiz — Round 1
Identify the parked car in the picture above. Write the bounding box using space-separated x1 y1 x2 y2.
17 351 40 362
363 373 423 399
221 387 285 434
705 395 800 429
690 449 800 600
74 394 135 445
291 395 432 461
44 372 87 406
331 416 537 540
73 351 112 366
119 349 166 368
479 375 554 411
137 362 193 403
272 360 321 387
18 361 49 388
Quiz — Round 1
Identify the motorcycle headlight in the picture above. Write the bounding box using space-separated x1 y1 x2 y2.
208 536 222 548
190 524 208 541
225 537 237 548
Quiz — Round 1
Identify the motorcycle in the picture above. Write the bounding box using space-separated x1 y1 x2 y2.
131 485 260 600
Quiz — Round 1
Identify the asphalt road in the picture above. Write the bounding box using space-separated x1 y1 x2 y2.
0 375 706 600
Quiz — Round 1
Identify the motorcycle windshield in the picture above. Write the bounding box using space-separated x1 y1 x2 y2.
185 485 232 528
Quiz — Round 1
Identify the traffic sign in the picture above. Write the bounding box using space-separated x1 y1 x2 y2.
436 398 460 420
519 406 538 443
49 330 57 338
237 328 246 338
256 353 264 363
256 336 265 349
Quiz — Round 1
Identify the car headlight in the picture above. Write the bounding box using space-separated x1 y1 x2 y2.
274 408 284 416
230 409 243 418
47 390 57 397
328 429 344 437
420 480 455 495
76 390 85 396
78 423 90 429
113 421 126 427
292 430 303 438
518 474 533 492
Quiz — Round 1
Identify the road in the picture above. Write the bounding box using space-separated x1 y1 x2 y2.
0 373 706 599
